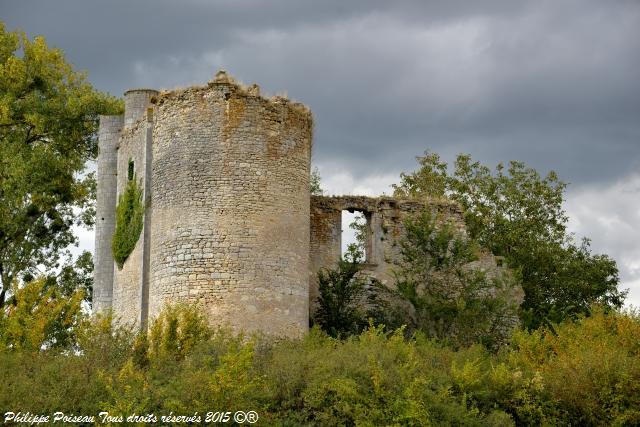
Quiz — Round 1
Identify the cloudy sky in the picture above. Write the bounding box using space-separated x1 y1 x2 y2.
3 0 639 305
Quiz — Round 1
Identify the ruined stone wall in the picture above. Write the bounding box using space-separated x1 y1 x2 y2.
111 118 147 326
309 203 342 310
308 195 523 340
148 74 313 337
308 195 466 309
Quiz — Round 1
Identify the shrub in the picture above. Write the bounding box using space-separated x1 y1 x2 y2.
506 308 640 425
0 278 84 351
3 300 639 425
313 245 369 338
392 209 521 349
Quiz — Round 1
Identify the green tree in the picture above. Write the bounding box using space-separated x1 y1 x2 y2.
0 278 84 351
310 166 323 196
393 209 520 349
313 245 369 338
393 151 625 329
0 23 122 306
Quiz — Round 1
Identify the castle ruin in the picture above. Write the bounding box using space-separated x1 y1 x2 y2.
94 71 517 337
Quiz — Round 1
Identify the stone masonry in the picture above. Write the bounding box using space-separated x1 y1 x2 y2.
309 195 468 313
94 71 521 337
95 71 312 337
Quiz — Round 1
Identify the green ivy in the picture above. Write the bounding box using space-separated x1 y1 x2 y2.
112 176 144 269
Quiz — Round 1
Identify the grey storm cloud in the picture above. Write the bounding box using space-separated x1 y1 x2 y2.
3 0 640 302
3 0 639 185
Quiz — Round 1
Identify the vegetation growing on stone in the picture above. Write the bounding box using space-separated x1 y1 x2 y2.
393 209 520 349
310 166 323 195
316 209 520 348
393 151 625 329
112 176 144 269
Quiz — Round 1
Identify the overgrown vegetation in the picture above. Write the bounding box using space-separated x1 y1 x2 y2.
392 209 521 349
312 244 391 339
1 302 639 426
0 279 84 351
393 152 625 329
310 166 323 195
315 206 520 348
112 176 144 269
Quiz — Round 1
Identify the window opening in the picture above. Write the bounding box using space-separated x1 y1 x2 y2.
341 210 371 263
128 160 135 181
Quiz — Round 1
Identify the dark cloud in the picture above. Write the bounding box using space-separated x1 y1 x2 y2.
3 0 640 300
3 1 638 185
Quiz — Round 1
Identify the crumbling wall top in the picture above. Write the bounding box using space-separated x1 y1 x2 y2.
149 69 312 122
311 195 463 217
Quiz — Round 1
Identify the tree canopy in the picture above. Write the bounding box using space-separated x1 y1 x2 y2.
393 151 625 329
394 209 521 349
0 23 122 306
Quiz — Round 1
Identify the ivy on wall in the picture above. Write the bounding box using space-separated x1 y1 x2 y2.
112 170 144 269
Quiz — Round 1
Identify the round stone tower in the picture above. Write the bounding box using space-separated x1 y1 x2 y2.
148 72 313 337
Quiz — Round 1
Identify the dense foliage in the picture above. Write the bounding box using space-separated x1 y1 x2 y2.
392 209 521 349
313 245 368 337
1 302 638 426
0 279 84 351
0 23 122 307
393 152 625 329
112 177 144 269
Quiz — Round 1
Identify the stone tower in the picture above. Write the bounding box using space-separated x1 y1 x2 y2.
94 72 313 337
93 115 123 313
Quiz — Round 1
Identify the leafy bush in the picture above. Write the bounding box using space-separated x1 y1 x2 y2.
0 278 84 351
393 209 521 349
313 245 370 338
505 308 640 425
2 300 639 426
112 176 144 268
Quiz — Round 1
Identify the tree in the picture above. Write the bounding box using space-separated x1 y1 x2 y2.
310 166 323 196
0 278 84 351
394 151 625 329
313 245 368 337
0 23 123 306
393 209 520 349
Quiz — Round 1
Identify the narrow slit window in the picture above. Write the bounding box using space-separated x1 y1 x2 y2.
128 160 134 181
